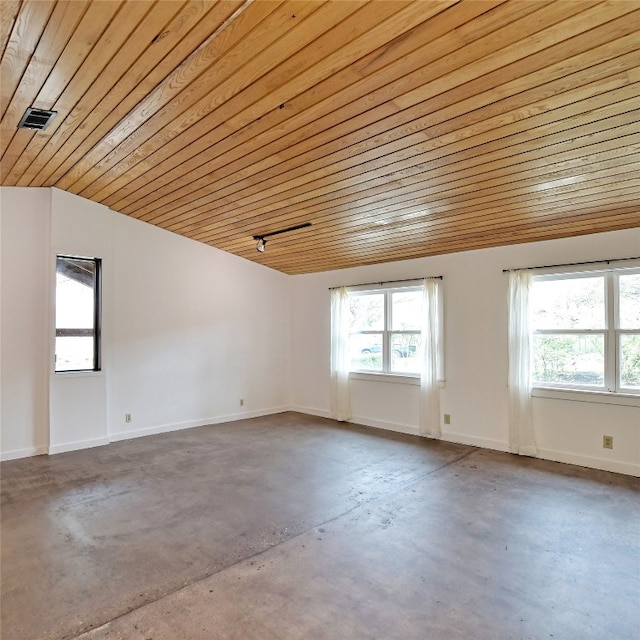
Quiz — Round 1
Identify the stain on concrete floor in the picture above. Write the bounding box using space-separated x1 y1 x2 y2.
2 413 638 640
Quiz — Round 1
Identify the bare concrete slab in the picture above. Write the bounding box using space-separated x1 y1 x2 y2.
2 413 638 640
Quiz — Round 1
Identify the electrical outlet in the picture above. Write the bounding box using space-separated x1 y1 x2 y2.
603 435 613 449
125 413 132 423
240 399 244 406
443 414 451 425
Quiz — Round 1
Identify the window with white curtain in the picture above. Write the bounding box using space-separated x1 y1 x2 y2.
347 284 443 379
348 287 419 374
531 268 640 394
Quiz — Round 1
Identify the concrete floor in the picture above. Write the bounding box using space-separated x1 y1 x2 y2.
1 412 638 640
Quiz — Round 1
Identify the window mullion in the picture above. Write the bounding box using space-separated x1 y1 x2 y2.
606 272 617 392
383 292 391 373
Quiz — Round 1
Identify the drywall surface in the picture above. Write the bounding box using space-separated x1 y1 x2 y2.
0 188 50 458
48 189 112 453
108 210 290 441
289 229 640 475
2 184 637 475
0 187 290 459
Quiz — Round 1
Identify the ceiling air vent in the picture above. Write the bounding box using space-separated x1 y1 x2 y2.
17 107 57 131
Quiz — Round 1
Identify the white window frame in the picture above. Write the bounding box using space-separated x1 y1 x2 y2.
347 282 444 382
348 286 419 376
531 267 640 397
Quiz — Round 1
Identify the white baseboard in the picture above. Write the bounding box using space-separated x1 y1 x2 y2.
441 430 509 453
1 444 48 461
109 406 290 443
49 436 110 455
536 447 640 477
6 409 638 477
350 414 419 436
348 419 509 452
288 408 419 436
288 405 330 419
291 407 638 477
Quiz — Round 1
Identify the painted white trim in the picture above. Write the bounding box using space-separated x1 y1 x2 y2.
49 436 110 455
349 372 446 387
1 445 48 461
292 406 507 450
440 430 509 452
536 447 640 477
349 414 419 436
288 405 330 418
350 372 420 385
532 387 640 406
291 407 637 476
109 406 290 443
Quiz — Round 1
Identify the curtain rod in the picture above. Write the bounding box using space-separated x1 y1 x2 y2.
502 256 640 273
329 276 442 290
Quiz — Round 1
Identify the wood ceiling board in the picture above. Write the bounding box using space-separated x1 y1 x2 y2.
168 112 640 241
232 216 640 275
0 0 22 58
123 11 637 229
100 1 509 211
0 1 89 168
74 0 452 201
213 180 640 257
187 135 640 252
72 0 378 199
0 0 55 120
53 0 278 191
0 0 127 178
252 209 640 273
184 92 637 230
100 0 579 215
3 0 158 185
24 0 246 187
12 0 219 186
156 81 639 234
192 162 640 246
1 0 639 275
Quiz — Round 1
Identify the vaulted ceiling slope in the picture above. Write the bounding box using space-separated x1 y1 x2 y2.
1 0 639 274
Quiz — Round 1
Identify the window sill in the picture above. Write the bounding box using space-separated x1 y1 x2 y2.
532 387 640 407
349 372 445 388
53 370 104 379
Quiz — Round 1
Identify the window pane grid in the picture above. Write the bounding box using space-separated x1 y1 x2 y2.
348 287 424 375
55 255 101 373
619 332 640 390
532 268 639 395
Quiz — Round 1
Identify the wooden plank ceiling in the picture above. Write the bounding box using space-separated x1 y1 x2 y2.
1 0 639 274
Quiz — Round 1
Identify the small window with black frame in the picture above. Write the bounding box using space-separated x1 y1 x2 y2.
55 255 101 373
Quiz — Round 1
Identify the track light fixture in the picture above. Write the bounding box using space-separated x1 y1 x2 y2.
253 222 312 253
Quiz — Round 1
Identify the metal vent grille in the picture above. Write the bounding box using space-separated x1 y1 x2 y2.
17 107 57 131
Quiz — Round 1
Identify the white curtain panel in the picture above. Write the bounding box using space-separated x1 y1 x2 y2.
507 270 538 456
330 287 352 422
419 278 441 438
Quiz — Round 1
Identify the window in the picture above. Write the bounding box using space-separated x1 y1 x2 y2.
531 269 640 393
55 255 101 373
347 285 438 376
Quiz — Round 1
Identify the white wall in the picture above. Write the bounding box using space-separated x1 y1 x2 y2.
109 209 290 441
0 187 290 459
2 185 638 476
49 189 113 452
0 188 50 458
289 229 640 476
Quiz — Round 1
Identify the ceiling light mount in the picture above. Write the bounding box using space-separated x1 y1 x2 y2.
253 222 312 253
